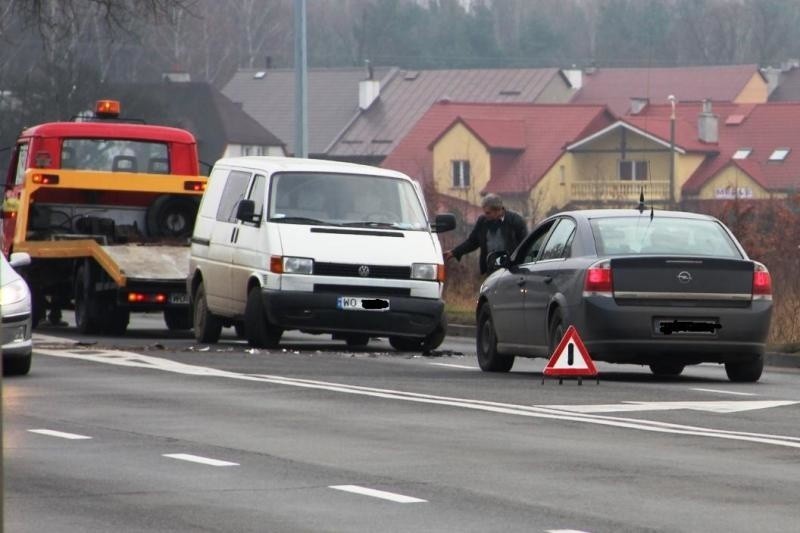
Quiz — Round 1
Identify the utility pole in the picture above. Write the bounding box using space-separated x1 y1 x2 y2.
294 0 308 158
668 94 676 207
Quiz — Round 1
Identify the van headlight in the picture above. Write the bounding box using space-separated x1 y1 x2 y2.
411 263 438 281
1 279 30 307
282 256 314 275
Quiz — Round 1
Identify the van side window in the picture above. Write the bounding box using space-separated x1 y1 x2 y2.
247 174 266 223
216 170 251 222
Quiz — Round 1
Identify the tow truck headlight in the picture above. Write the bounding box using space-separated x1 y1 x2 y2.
271 256 313 275
411 263 439 281
1 279 30 307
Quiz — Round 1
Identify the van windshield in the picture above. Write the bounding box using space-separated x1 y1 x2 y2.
268 172 428 230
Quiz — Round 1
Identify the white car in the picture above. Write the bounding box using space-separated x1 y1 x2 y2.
1 252 33 375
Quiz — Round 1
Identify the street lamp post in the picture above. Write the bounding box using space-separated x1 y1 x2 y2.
668 94 676 207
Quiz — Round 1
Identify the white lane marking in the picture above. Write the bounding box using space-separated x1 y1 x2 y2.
28 429 92 440
37 348 800 449
691 387 758 397
536 400 795 414
329 485 427 503
428 362 478 370
547 530 592 533
163 453 239 467
33 332 80 344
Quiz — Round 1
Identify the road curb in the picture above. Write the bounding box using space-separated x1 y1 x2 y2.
448 323 800 369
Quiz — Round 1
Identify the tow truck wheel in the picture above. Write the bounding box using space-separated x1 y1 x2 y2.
344 334 370 348
164 308 193 330
146 195 199 239
244 287 282 348
102 304 130 336
193 282 221 343
74 265 101 334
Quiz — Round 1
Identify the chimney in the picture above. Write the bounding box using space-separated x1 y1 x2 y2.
562 67 583 89
629 97 649 115
359 79 380 110
697 99 718 143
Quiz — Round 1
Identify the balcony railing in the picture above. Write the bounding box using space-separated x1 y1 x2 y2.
570 180 670 202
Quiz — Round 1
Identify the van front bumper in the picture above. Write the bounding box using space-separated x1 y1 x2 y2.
261 289 444 338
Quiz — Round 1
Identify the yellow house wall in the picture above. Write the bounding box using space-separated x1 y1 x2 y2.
529 154 575 221
695 166 772 200
432 123 490 206
570 129 671 181
733 73 769 104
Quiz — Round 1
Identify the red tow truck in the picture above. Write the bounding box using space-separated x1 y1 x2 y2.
1 100 207 334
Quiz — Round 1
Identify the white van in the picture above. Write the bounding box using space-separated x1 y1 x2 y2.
188 156 456 350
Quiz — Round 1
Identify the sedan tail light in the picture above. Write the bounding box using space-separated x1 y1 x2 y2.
752 262 772 301
583 260 613 297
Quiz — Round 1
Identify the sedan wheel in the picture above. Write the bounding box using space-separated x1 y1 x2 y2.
725 356 764 383
476 306 514 372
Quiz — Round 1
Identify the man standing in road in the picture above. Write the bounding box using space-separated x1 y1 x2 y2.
444 194 528 275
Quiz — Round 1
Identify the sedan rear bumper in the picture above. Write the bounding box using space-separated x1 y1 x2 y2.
570 296 772 364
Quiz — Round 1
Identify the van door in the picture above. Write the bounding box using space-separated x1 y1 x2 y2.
230 173 266 311
205 169 251 314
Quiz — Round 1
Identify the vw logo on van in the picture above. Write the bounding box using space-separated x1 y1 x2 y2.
677 271 693 284
358 265 370 277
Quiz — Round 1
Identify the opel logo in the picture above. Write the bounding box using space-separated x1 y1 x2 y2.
358 265 370 277
677 271 692 284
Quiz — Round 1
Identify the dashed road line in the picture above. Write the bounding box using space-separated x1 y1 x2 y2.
28 429 92 440
329 485 427 503
691 387 757 397
162 453 239 467
428 362 478 370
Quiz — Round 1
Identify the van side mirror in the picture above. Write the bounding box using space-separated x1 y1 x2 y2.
431 213 456 233
236 199 257 223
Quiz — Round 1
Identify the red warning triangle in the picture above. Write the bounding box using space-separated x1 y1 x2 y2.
543 325 597 377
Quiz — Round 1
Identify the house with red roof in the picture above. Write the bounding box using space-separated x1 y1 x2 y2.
381 101 613 220
571 65 768 115
564 99 800 207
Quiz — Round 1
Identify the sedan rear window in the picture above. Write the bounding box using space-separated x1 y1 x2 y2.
590 217 742 258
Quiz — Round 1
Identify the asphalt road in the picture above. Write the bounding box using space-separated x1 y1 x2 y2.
4 313 800 533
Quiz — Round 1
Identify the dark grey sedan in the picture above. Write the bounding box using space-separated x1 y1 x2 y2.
476 209 773 382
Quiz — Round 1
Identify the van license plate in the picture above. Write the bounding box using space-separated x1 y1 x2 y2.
170 293 189 304
337 297 389 311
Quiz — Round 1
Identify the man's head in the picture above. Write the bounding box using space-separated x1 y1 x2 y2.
481 194 505 221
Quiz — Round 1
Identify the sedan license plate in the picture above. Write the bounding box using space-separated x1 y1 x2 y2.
337 296 389 311
170 292 189 304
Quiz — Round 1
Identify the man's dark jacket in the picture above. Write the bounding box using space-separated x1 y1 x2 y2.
451 210 528 274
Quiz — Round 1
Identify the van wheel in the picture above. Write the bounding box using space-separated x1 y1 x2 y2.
421 315 447 353
74 264 101 334
193 282 221 343
477 305 514 372
164 308 193 330
146 195 199 239
345 334 370 348
725 356 764 383
245 287 282 348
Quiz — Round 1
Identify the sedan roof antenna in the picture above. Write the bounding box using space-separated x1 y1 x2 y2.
637 187 645 214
